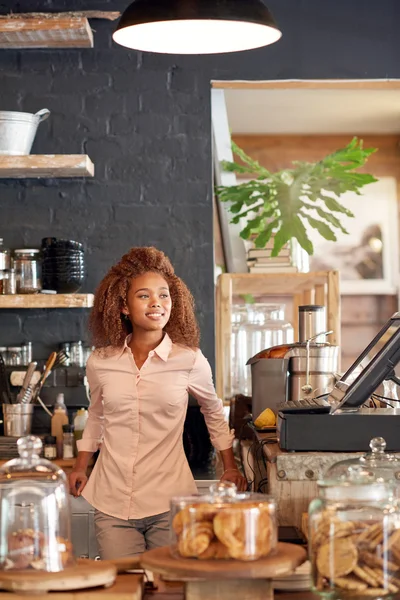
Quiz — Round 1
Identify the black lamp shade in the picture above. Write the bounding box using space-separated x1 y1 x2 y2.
113 0 282 54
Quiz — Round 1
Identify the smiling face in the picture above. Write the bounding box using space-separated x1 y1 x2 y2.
123 272 172 333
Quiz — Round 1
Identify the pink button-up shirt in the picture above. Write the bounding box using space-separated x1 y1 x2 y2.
77 333 234 520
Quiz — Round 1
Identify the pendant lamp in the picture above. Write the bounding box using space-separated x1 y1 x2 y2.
113 0 282 54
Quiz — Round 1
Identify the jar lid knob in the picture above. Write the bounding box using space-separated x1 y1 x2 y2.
370 437 386 454
209 481 237 499
17 435 42 458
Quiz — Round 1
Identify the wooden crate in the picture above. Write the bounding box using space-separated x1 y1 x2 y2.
215 271 340 400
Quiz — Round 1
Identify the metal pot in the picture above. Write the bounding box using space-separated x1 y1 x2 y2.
0 109 50 155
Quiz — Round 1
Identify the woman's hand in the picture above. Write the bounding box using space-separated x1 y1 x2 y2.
220 468 248 492
69 469 88 497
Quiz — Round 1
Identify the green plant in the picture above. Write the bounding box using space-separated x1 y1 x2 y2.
216 137 377 256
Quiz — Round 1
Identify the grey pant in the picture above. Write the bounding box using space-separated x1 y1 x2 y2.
94 509 171 559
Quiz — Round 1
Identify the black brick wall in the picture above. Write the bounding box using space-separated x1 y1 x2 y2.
1 0 400 365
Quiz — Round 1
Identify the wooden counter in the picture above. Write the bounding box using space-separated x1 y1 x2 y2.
256 432 364 531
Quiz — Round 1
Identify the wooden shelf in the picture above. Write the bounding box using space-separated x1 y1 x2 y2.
0 15 93 48
0 294 94 309
0 11 120 49
0 155 94 178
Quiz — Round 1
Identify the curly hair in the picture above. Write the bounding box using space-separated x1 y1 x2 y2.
89 246 200 349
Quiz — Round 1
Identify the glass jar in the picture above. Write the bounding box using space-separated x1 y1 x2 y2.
241 303 294 395
62 424 75 459
260 303 294 348
170 482 277 561
69 341 84 367
0 238 11 271
21 342 33 366
7 347 22 366
0 436 74 571
309 439 400 599
14 249 41 294
43 435 57 460
230 305 249 397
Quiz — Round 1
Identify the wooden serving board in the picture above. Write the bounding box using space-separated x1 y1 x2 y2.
0 559 117 595
0 574 143 599
141 543 307 600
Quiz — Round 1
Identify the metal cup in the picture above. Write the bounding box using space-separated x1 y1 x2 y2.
3 404 34 437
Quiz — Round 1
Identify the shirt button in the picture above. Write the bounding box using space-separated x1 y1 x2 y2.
136 374 140 381
149 351 154 357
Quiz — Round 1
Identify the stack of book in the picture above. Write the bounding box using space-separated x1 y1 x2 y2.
246 238 309 273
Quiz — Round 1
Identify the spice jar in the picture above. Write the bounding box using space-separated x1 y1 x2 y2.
309 438 400 599
62 424 75 459
14 249 41 294
43 435 57 460
170 482 277 561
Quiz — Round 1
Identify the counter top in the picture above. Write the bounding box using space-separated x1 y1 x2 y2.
0 458 76 468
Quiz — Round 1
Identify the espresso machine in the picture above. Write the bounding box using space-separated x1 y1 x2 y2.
249 305 339 420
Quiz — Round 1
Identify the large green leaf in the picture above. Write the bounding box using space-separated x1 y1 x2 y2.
215 137 378 256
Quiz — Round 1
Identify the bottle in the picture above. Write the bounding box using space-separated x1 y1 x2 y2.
51 393 68 458
62 425 75 460
73 408 88 442
43 435 57 460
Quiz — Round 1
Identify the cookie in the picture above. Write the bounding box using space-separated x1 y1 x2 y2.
317 538 358 579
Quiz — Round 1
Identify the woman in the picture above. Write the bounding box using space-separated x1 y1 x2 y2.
69 246 246 559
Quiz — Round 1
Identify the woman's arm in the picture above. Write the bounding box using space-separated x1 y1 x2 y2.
188 350 247 491
69 355 104 497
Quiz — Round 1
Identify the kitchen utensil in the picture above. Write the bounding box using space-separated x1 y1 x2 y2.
3 403 34 437
0 109 50 155
33 352 57 402
17 361 38 403
54 349 70 369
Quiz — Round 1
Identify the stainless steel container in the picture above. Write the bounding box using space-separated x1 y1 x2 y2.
3 404 34 437
298 305 326 342
288 345 339 400
0 109 50 155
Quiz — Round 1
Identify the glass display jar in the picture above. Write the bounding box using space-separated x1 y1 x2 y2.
309 438 400 599
14 249 41 294
230 305 249 397
170 482 277 561
0 436 74 571
241 303 294 395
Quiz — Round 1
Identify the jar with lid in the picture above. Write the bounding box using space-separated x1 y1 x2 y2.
14 249 41 294
309 437 400 599
170 482 277 561
0 436 74 571
62 424 75 459
43 435 57 460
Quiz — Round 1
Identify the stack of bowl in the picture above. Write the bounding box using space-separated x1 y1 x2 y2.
41 238 86 293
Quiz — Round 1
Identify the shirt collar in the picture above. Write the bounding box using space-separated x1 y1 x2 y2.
117 332 172 362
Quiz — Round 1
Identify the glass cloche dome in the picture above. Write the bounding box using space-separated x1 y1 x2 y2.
0 436 74 571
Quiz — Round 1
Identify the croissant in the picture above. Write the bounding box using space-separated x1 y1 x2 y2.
178 522 214 557
198 540 231 560
172 503 218 536
213 504 272 560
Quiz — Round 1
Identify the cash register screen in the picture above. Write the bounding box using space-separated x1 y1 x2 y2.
331 313 400 410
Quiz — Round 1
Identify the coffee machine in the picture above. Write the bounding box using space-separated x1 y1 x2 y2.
249 305 339 420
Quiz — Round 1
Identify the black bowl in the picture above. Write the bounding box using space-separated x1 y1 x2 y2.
41 238 84 251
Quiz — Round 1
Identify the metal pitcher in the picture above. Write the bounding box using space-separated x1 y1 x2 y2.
0 109 50 155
